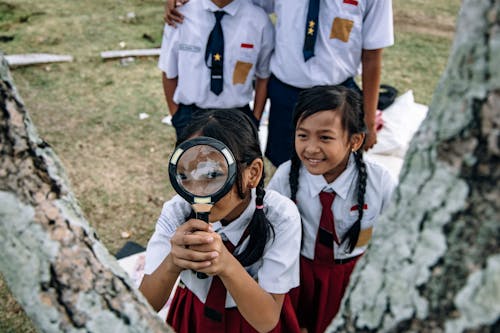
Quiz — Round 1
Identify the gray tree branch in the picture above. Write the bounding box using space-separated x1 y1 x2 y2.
329 0 499 332
0 54 173 332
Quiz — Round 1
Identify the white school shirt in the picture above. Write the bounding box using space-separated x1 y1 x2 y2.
267 154 396 260
251 0 393 88
158 0 274 108
143 189 301 307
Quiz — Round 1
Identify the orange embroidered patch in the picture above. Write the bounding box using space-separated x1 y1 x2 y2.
233 61 253 84
330 17 354 42
355 227 373 247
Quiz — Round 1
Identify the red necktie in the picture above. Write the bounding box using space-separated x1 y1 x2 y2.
203 239 236 330
314 191 339 264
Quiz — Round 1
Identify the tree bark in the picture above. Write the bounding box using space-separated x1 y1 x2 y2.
0 55 173 332
329 0 499 332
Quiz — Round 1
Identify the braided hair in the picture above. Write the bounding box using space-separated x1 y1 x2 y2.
178 109 274 267
290 85 367 253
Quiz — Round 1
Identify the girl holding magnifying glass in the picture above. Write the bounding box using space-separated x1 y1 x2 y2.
139 109 302 333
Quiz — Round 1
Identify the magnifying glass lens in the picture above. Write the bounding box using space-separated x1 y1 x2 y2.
176 145 229 197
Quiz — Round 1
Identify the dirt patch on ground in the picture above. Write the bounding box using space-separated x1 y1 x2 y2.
394 10 456 39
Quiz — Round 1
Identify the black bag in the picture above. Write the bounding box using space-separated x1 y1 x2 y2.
377 84 398 110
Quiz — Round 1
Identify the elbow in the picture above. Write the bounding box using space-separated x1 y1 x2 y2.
254 312 281 333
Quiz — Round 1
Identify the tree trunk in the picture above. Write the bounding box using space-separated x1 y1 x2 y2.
329 0 499 332
0 55 173 332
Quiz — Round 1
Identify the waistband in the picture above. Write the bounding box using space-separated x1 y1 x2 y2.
270 74 359 93
179 103 251 113
302 253 362 266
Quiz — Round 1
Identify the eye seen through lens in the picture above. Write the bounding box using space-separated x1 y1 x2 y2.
175 144 229 197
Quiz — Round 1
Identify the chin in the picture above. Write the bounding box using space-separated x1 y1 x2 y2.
303 165 325 176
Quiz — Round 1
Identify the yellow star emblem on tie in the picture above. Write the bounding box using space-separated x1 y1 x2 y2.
308 27 314 35
214 53 221 61
309 20 315 28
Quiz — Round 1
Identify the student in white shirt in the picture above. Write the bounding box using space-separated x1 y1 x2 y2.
267 85 396 333
139 109 301 333
159 0 274 138
165 0 394 164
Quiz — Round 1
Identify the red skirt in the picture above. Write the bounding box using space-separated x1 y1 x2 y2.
167 284 301 333
289 255 361 333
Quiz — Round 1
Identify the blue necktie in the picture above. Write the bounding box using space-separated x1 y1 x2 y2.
205 11 225 95
303 0 320 61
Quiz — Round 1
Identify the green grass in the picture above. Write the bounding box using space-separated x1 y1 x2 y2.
0 0 461 331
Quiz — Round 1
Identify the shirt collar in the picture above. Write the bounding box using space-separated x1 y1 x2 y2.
303 153 357 201
202 0 241 17
211 188 255 247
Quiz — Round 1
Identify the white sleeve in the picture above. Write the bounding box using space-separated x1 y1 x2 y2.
266 162 292 198
158 23 180 78
255 16 275 79
143 195 191 274
362 0 394 50
257 191 301 292
380 168 397 213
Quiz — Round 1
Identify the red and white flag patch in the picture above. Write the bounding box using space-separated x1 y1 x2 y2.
241 43 254 49
343 0 359 6
350 204 368 211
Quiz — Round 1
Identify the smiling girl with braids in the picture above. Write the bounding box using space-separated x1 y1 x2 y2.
267 85 396 333
139 109 302 333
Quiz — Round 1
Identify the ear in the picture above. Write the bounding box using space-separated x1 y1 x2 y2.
243 158 264 190
350 133 365 152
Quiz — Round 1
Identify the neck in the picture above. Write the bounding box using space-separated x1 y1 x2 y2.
212 0 232 8
323 152 351 184
222 192 251 224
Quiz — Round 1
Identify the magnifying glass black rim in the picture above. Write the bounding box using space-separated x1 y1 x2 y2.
168 136 237 205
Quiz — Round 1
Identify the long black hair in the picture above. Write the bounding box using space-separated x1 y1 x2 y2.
178 109 274 267
290 85 367 253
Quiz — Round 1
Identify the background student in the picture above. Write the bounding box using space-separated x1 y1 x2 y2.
159 0 274 138
165 0 394 165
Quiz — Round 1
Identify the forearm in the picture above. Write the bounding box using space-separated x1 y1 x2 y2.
252 77 269 121
361 49 383 130
220 256 283 332
138 255 180 312
162 73 178 116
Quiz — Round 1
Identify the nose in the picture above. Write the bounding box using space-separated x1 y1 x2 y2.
304 140 321 154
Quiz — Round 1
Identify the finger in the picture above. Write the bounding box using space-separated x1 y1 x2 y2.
177 219 211 235
173 257 213 271
177 232 215 248
189 242 219 252
170 9 184 22
171 248 219 265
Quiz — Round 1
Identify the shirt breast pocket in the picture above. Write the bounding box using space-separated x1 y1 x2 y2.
233 47 257 85
348 205 377 247
329 12 362 45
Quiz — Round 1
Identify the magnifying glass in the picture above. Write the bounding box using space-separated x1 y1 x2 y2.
169 136 237 221
169 137 237 277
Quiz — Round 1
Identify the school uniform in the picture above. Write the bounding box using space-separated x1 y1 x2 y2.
251 0 394 166
267 154 397 333
158 0 274 137
144 189 302 333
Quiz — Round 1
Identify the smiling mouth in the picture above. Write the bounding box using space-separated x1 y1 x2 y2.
304 157 325 165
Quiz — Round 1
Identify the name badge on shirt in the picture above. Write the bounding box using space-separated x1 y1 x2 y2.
179 43 201 53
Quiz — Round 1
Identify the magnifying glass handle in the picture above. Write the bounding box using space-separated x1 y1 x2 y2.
194 211 210 278
195 211 209 223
